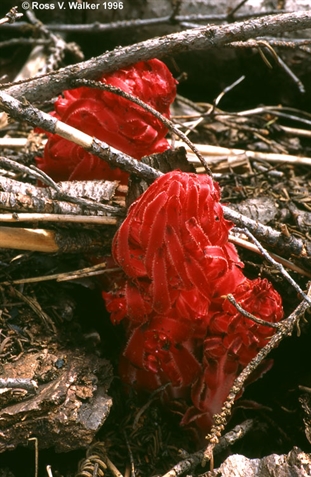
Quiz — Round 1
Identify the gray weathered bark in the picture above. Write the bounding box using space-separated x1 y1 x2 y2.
208 447 311 477
0 349 113 453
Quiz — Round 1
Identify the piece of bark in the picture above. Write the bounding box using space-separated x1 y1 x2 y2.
288 203 311 234
0 349 113 453
126 146 195 206
0 176 124 216
229 197 288 225
208 447 311 477
299 393 311 445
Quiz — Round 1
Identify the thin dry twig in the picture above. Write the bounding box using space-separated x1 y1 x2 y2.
162 289 311 477
225 294 281 329
229 233 311 279
203 287 311 456
0 213 118 224
0 7 23 26
1 8 290 35
229 38 306 92
0 262 119 286
233 227 311 304
161 420 254 477
12 287 57 333
72 78 211 174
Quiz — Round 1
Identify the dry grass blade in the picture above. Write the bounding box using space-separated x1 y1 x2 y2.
12 287 56 333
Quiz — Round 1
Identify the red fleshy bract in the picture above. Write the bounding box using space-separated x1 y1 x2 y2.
184 278 284 429
111 171 245 316
103 170 284 435
36 59 177 182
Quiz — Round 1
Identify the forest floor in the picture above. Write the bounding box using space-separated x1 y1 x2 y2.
1 5 311 477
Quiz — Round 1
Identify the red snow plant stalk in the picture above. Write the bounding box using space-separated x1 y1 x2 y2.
36 59 177 183
103 170 283 434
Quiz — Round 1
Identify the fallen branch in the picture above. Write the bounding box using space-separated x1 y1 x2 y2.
2 11 311 103
0 175 125 216
0 91 161 183
223 206 311 267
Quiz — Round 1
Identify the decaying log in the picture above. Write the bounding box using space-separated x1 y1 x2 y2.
0 349 113 453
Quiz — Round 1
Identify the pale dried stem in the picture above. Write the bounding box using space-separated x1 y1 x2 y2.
0 226 58 252
0 90 161 183
0 263 122 286
0 214 118 224
229 234 311 279
171 140 311 167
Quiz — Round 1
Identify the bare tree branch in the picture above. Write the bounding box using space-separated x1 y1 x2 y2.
0 91 161 182
1 10 311 103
